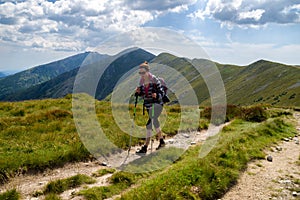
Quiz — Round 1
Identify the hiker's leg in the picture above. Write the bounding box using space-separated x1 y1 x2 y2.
145 129 152 146
153 104 165 150
145 108 152 146
153 104 163 133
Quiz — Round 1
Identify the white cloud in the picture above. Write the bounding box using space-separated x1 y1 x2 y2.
238 9 265 21
1 0 195 52
123 0 197 11
190 0 300 28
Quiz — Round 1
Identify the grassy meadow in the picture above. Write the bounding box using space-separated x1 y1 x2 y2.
0 95 298 199
0 94 207 184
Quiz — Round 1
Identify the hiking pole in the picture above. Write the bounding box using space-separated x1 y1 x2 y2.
128 94 138 154
151 103 155 153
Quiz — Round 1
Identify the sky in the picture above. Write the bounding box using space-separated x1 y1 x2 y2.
0 0 300 72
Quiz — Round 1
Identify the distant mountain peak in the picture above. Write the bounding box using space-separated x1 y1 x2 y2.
248 59 286 67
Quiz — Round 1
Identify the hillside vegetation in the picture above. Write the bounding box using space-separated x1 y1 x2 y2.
0 96 298 199
152 53 300 107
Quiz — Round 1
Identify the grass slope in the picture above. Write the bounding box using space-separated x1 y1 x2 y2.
0 97 90 184
152 54 300 107
119 116 296 200
0 95 206 184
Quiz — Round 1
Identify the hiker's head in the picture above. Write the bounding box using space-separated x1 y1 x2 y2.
139 61 149 77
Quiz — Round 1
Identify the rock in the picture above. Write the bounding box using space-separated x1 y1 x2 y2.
275 146 282 151
167 139 175 144
279 179 292 185
267 155 273 162
183 134 190 138
71 189 76 195
38 181 46 185
283 138 290 142
292 191 298 196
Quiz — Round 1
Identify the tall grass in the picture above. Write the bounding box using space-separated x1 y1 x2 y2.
43 174 96 195
78 171 147 200
0 189 20 200
0 98 90 184
0 97 204 184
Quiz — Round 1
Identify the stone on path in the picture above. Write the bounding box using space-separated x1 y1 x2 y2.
267 155 273 162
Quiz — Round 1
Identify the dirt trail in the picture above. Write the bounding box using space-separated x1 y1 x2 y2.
0 123 226 200
221 112 300 200
0 161 108 200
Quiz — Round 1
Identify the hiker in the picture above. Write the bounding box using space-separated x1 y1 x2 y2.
135 61 166 154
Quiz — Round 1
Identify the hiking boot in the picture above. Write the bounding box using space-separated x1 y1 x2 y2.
156 139 165 150
136 145 147 155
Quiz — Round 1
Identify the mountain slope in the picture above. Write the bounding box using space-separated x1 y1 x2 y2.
1 50 299 107
151 54 299 107
4 48 155 101
223 60 300 106
0 72 5 78
0 52 107 100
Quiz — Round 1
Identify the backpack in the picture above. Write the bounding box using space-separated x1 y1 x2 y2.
157 77 170 103
139 74 170 104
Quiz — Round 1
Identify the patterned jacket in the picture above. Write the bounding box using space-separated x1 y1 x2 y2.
137 73 165 108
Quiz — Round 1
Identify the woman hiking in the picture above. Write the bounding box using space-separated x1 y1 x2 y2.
135 61 166 154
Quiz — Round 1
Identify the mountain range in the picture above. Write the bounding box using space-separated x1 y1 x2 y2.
0 72 5 78
0 48 299 107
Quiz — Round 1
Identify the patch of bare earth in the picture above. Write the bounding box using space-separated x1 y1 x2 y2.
0 161 109 200
221 112 300 200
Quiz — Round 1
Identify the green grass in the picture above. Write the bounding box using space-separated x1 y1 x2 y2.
0 189 20 200
0 96 207 184
92 168 116 177
0 96 298 199
0 96 293 184
44 193 62 200
78 171 147 200
0 98 90 184
118 117 296 200
43 174 96 195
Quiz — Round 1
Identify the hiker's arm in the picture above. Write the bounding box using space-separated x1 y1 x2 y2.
135 86 144 96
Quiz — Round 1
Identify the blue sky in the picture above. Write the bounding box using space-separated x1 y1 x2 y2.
0 0 300 72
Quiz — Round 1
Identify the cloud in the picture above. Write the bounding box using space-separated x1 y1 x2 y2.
190 0 300 27
0 0 196 52
123 0 196 11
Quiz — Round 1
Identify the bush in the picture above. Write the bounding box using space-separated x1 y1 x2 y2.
241 106 268 122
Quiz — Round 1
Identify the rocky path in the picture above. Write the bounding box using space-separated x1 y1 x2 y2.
0 161 109 200
221 112 300 200
0 123 225 200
